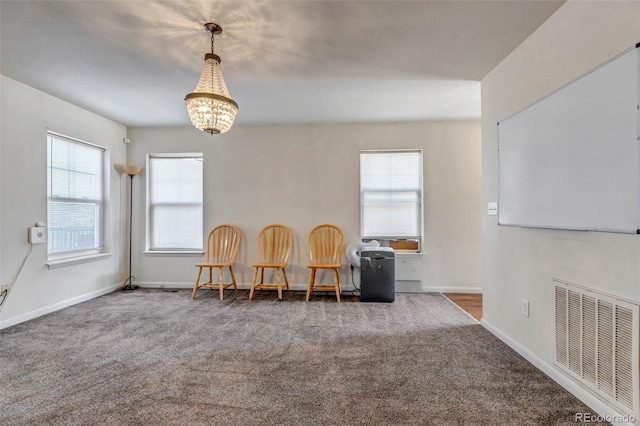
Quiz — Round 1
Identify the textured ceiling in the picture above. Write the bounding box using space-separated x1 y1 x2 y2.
0 1 564 127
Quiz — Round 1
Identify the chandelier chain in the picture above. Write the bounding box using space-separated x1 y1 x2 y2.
211 31 215 54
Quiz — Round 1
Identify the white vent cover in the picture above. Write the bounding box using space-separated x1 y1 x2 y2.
554 279 639 417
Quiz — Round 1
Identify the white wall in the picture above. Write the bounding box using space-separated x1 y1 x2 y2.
127 120 482 292
481 0 640 405
0 75 127 327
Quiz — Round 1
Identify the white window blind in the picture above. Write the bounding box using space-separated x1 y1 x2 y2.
148 154 203 251
47 133 104 259
360 150 423 240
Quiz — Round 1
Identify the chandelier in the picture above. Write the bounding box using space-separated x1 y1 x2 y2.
185 23 238 135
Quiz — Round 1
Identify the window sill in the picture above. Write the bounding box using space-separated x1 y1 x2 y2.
46 253 111 269
144 251 204 256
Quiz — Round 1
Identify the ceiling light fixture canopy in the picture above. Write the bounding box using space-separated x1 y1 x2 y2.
185 22 238 135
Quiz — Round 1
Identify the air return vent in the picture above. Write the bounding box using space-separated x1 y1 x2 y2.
554 279 639 417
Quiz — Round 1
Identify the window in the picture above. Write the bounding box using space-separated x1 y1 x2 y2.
360 150 423 249
47 132 105 260
147 154 203 251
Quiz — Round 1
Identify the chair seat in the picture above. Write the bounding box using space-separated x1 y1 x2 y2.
252 262 287 268
195 262 234 268
307 263 340 269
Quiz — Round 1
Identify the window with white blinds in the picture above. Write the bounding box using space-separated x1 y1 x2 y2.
360 150 423 244
147 154 203 251
47 133 105 259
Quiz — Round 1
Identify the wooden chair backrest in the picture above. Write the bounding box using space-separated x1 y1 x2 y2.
206 224 241 264
256 224 293 265
308 224 344 266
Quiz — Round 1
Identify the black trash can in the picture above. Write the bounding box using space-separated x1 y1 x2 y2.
360 249 395 302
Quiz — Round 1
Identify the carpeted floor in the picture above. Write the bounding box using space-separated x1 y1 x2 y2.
0 289 607 425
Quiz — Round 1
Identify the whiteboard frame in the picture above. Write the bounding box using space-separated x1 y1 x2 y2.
497 44 640 235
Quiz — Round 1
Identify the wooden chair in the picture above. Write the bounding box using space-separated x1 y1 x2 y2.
192 224 241 300
306 224 345 302
249 224 293 301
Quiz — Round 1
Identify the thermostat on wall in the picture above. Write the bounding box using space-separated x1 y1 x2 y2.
28 226 48 244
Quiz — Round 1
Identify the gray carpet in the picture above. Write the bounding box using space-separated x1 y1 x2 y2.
0 289 607 425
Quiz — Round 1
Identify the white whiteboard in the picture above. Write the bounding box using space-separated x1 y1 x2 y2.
498 46 640 234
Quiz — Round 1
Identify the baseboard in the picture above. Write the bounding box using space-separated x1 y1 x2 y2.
425 286 482 294
481 318 636 426
136 281 194 289
0 284 121 330
136 281 314 292
395 280 423 293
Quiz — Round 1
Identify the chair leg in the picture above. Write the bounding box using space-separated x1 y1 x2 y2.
282 268 290 291
333 268 341 303
306 268 316 302
207 266 213 292
229 265 237 290
249 267 259 300
276 268 283 301
218 267 224 300
192 267 203 299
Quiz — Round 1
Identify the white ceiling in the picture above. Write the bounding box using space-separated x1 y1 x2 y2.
0 1 564 127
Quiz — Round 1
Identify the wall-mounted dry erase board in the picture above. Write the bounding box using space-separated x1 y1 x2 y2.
498 45 640 234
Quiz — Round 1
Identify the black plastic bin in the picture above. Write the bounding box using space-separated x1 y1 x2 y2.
360 249 395 303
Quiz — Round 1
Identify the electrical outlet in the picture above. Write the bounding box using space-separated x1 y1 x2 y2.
521 299 529 317
1 284 10 293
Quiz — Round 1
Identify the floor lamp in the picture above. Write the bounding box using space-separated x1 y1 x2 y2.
121 165 143 292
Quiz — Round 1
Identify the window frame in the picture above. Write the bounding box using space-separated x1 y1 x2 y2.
146 153 204 253
46 131 106 261
359 149 424 252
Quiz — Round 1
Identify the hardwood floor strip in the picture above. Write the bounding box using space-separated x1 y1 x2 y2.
443 293 482 321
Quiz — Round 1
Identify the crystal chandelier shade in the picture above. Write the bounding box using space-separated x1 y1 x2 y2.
185 23 238 135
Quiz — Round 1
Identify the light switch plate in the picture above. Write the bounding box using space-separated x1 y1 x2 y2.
488 202 498 216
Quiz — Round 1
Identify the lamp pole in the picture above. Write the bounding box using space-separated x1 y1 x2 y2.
121 165 142 292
